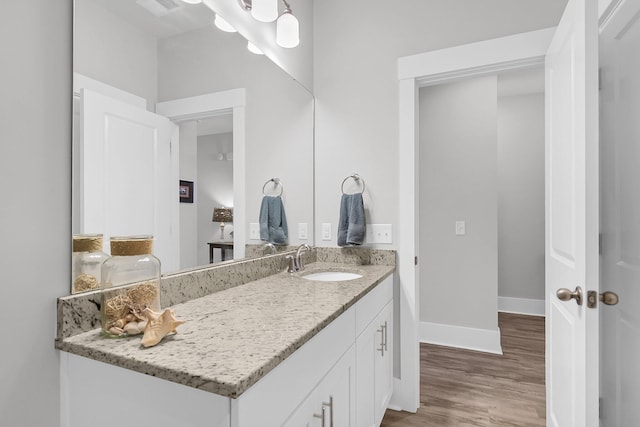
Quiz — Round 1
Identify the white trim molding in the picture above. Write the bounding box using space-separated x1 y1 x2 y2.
396 27 556 412
155 89 247 260
156 88 246 122
498 297 545 317
398 27 556 86
420 322 503 355
73 73 147 109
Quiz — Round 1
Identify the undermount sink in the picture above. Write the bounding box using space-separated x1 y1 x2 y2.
301 271 363 282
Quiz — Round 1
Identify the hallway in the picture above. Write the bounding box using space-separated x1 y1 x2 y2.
382 313 545 426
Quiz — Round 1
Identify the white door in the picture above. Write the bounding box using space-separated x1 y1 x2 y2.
599 0 640 424
545 0 599 425
80 88 180 273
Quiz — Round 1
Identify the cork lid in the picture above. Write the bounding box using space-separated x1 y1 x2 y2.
72 234 104 253
110 235 154 256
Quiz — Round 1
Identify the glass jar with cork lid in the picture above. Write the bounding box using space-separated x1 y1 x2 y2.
101 235 161 338
72 234 109 294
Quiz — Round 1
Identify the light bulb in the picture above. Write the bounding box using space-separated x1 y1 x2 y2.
276 10 299 48
251 0 278 22
181 0 202 4
247 41 264 55
214 14 237 33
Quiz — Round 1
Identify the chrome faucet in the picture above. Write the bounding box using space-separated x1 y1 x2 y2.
295 244 311 271
261 242 277 255
285 244 312 273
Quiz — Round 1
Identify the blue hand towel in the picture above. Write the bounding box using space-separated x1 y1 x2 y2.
338 193 366 246
259 196 288 245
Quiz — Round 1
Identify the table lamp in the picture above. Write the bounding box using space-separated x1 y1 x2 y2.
213 207 233 240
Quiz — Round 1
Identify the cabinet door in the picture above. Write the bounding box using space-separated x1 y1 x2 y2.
373 302 393 426
283 346 355 427
319 346 355 426
282 393 323 427
356 323 376 427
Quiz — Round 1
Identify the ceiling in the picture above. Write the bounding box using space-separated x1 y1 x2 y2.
90 0 212 39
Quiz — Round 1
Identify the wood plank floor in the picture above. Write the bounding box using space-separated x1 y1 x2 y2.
381 313 545 426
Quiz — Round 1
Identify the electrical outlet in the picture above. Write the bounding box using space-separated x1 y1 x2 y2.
298 223 308 240
367 224 392 244
455 221 466 236
249 223 260 240
322 223 332 241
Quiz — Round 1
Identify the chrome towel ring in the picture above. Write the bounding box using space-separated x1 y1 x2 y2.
262 178 284 196
341 174 365 195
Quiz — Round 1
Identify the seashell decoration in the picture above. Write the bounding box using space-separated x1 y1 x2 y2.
140 308 185 348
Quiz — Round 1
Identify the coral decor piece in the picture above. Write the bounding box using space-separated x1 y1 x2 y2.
140 308 186 348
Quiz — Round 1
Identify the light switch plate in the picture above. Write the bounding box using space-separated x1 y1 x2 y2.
455 221 466 236
249 223 260 240
322 223 332 241
298 223 308 240
367 224 392 244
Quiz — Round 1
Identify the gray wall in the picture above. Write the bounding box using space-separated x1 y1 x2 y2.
0 1 71 425
313 0 567 248
497 93 545 300
180 121 199 270
419 76 499 331
74 0 158 110
158 28 314 248
197 133 234 265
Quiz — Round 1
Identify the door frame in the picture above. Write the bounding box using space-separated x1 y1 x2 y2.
393 27 556 412
156 88 247 260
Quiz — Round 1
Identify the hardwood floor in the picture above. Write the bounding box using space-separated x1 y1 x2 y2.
381 313 545 426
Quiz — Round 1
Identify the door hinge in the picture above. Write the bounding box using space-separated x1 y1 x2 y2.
599 397 603 419
599 68 602 91
599 233 603 255
414 256 418 266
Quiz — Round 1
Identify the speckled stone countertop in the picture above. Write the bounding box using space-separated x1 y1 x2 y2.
57 261 394 399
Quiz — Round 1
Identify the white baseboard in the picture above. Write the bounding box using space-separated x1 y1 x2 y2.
419 322 503 355
498 296 545 316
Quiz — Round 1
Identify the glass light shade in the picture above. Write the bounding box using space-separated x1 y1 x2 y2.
181 0 202 4
247 41 264 55
251 0 278 22
214 14 237 33
276 11 299 48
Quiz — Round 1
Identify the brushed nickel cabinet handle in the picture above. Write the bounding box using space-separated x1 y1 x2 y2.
313 406 326 427
322 396 333 427
377 325 385 356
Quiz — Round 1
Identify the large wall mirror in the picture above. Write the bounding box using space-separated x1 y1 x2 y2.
71 0 314 293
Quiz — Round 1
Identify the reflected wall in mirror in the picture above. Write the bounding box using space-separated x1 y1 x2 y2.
71 0 314 293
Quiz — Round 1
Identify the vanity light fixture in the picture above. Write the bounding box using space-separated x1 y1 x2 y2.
236 0 300 49
276 0 299 48
251 0 279 22
247 41 264 55
214 14 237 33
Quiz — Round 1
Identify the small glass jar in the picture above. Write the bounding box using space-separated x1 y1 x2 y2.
72 234 109 294
101 236 161 338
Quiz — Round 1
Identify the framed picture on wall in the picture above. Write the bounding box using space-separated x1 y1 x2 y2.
179 180 194 203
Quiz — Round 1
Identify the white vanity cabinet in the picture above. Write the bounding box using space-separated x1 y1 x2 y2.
355 277 394 427
60 273 394 427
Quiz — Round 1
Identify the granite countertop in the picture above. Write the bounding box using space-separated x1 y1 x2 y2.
57 261 394 399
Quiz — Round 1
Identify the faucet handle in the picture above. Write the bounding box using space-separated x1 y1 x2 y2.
285 255 297 273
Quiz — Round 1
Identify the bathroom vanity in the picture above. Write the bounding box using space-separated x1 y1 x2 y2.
57 250 395 427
